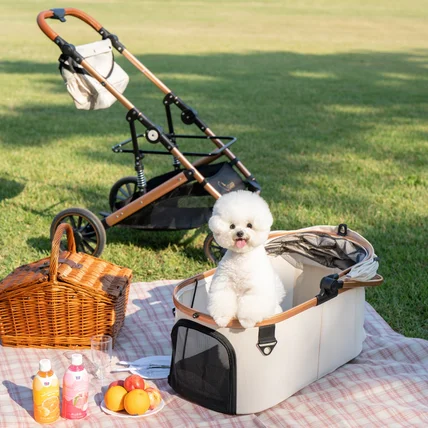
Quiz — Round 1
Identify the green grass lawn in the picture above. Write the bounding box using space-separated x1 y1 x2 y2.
0 1 427 339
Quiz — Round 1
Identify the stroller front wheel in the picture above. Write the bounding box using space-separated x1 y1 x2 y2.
109 176 139 211
50 207 106 257
203 232 226 265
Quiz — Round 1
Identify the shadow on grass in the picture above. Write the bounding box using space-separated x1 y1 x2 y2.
0 178 25 202
27 222 208 263
27 236 51 252
2 49 427 258
99 225 209 263
2 50 428 163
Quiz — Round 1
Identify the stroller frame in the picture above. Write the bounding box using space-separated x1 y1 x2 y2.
37 8 260 259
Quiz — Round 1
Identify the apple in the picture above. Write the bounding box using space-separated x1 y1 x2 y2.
145 386 162 410
124 374 146 392
108 379 125 389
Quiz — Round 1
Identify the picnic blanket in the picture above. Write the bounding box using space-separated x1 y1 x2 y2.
1 280 427 427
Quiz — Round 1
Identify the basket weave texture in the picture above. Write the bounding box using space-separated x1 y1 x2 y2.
0 224 132 348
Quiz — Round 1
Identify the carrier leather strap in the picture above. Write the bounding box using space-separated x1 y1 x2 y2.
257 325 277 356
341 274 384 288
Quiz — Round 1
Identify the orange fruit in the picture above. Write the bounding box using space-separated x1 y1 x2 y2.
104 385 127 412
124 389 150 415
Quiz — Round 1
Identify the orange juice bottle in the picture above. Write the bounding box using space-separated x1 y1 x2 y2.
33 359 60 424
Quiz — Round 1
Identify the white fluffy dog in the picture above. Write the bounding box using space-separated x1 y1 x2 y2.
207 190 285 328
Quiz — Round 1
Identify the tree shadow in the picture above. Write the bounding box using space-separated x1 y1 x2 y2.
27 236 51 252
26 220 208 262
2 49 427 171
1 49 427 272
0 178 25 202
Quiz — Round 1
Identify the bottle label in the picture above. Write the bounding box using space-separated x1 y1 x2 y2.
33 374 60 424
62 369 89 419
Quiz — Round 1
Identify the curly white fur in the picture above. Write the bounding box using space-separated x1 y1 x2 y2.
207 190 285 328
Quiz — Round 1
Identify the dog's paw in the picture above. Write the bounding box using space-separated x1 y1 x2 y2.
238 317 257 329
213 315 232 328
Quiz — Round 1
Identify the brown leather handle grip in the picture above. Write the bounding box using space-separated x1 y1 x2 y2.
49 223 77 280
342 274 384 288
37 8 103 41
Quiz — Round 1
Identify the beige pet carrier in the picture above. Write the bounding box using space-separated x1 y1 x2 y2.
169 225 383 414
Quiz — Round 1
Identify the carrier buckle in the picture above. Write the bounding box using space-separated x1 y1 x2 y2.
337 223 348 236
257 325 277 356
316 274 343 305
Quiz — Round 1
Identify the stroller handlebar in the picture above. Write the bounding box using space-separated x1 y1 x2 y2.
37 8 103 41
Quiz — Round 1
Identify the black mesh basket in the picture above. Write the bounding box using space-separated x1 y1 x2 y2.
168 319 237 414
119 162 247 230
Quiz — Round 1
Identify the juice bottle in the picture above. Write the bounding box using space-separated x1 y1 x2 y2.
33 358 60 424
62 353 89 419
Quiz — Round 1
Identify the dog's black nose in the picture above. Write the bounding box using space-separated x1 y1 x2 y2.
236 230 244 238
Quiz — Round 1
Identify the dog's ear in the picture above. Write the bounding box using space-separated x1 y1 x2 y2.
208 214 227 234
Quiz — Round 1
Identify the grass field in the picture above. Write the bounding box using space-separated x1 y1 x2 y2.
0 1 427 339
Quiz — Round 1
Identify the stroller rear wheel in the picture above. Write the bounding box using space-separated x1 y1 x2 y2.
109 176 139 211
50 207 106 256
203 232 226 265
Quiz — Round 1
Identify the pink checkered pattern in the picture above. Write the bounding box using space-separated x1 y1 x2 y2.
1 280 427 427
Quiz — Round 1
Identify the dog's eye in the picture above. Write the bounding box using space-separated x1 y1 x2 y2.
230 224 235 229
247 223 253 228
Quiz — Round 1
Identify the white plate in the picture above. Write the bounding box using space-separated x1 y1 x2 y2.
100 398 165 418
128 356 171 380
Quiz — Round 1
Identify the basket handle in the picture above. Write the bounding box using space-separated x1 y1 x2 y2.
49 223 77 280
37 8 103 42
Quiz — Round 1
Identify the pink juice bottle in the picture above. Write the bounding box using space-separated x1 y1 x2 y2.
62 353 89 419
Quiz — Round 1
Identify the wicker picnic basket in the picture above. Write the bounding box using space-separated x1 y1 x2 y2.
0 223 132 348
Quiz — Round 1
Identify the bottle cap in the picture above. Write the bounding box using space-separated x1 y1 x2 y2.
39 359 51 372
71 353 83 366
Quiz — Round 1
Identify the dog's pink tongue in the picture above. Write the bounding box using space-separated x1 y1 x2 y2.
235 239 247 249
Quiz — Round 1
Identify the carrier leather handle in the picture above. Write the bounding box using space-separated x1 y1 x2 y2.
37 8 103 41
49 223 77 280
341 274 384 288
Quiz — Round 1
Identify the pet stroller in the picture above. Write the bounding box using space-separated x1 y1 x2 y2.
37 8 260 260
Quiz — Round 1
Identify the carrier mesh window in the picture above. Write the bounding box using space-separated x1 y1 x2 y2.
265 232 368 270
169 320 236 414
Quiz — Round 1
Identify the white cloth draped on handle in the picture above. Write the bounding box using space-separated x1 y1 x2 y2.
59 39 129 110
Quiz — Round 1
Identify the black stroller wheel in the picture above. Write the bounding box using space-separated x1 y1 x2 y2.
50 208 106 257
203 233 226 264
109 176 139 211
